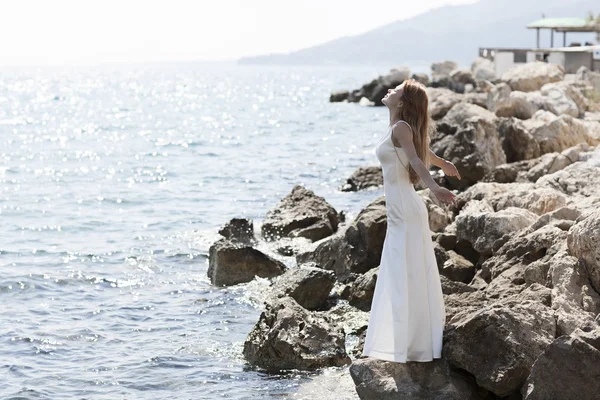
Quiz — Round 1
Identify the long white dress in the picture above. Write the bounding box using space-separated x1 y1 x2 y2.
361 120 446 363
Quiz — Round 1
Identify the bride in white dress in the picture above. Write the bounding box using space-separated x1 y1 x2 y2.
362 79 461 363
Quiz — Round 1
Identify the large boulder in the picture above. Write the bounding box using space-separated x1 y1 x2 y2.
459 182 567 216
345 67 411 106
497 117 541 162
340 165 383 192
548 250 600 336
261 185 340 242
348 267 378 311
540 81 588 116
568 209 600 294
207 239 286 286
349 358 484 400
455 201 538 257
298 196 386 281
443 300 556 397
521 330 600 400
269 265 336 310
218 217 255 243
243 297 351 370
441 250 476 284
427 88 463 119
437 102 497 135
501 62 564 92
528 114 591 155
432 118 506 190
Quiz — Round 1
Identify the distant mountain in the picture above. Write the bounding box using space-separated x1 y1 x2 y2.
238 0 600 66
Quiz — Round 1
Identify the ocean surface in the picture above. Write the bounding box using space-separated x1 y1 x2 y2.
0 62 413 399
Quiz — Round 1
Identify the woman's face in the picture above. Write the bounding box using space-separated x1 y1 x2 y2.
382 83 404 108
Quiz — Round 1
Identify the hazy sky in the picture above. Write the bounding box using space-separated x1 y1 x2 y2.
0 0 475 66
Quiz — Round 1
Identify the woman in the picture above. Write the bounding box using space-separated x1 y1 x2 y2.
361 79 461 363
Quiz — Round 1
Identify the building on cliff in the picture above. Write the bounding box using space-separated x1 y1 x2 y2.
480 17 600 76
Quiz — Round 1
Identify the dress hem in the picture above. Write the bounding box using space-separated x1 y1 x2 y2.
362 349 442 363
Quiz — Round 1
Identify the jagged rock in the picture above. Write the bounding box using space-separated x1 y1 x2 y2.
548 250 600 336
450 68 476 86
270 265 336 310
568 209 600 294
527 113 591 155
349 358 485 400
440 275 478 295
441 251 476 284
481 224 567 283
521 331 600 400
207 239 286 286
540 81 588 117
501 62 564 92
348 267 378 311
330 90 350 102
443 300 556 397
261 185 340 242
437 102 497 135
458 182 567 216
347 67 411 106
243 297 351 370
297 196 386 281
432 118 506 190
464 92 488 109
218 217 255 243
427 88 463 119
340 165 383 192
455 201 537 257
432 60 459 77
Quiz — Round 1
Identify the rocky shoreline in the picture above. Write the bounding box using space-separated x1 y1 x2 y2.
208 60 600 399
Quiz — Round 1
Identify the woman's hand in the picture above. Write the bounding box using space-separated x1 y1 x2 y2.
441 160 461 179
433 186 457 206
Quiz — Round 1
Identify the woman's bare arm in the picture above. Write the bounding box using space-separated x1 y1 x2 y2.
428 148 446 168
391 124 440 191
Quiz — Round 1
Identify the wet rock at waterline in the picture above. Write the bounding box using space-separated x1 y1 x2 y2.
261 185 340 242
242 297 351 371
218 217 255 243
350 357 485 400
207 239 286 286
269 265 336 311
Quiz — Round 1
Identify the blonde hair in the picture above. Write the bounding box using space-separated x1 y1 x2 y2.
390 79 434 185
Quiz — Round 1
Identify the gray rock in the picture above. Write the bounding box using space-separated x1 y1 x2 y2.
501 62 564 92
568 209 600 294
340 165 383 192
443 301 556 397
330 90 350 102
207 239 286 286
218 217 255 243
427 88 463 119
261 185 339 242
521 333 600 400
433 118 506 190
497 117 541 162
243 297 351 371
437 102 497 135
411 72 430 86
298 196 386 281
441 250 476 284
348 267 378 312
270 265 336 310
349 357 486 400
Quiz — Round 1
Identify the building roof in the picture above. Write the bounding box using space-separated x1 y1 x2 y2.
527 17 600 32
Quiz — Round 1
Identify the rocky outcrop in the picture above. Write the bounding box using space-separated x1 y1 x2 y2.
269 265 336 310
207 239 286 286
348 267 378 311
350 358 485 400
432 118 506 189
443 300 556 397
568 210 600 294
521 328 600 400
218 217 255 243
340 165 383 192
501 62 564 92
261 185 340 242
329 67 410 106
297 196 386 280
427 87 463 119
243 297 351 370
